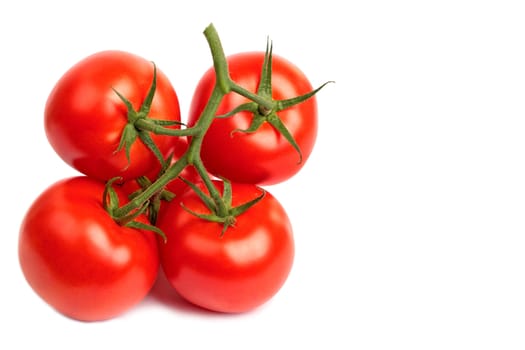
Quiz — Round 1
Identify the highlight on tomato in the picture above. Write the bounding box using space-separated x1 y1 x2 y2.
44 50 182 182
156 180 295 313
188 51 319 186
18 177 159 322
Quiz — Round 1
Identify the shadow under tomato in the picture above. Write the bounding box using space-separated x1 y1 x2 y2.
144 269 208 315
145 269 246 317
141 267 269 318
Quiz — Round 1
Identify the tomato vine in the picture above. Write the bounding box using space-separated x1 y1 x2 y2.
108 23 330 233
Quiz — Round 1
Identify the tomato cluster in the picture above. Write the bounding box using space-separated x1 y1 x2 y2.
18 24 324 321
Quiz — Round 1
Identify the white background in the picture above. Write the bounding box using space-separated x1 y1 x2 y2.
2 0 524 349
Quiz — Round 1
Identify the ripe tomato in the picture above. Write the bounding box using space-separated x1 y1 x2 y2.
156 180 294 313
18 177 159 321
188 52 318 185
45 50 181 182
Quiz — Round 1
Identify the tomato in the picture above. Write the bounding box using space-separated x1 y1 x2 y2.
156 180 294 313
45 50 181 182
18 177 159 321
188 52 318 185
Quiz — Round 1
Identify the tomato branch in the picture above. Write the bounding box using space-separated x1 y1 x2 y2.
111 23 234 222
109 22 328 229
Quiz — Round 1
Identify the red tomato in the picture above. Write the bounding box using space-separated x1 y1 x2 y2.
45 50 181 182
156 180 294 313
188 52 318 185
18 177 159 322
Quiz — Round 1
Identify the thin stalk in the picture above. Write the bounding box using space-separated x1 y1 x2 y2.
193 156 228 217
203 23 231 95
134 119 199 137
113 156 188 218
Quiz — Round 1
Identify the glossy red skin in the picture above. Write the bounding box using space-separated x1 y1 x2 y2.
45 50 181 182
18 177 159 322
188 52 318 185
157 181 294 313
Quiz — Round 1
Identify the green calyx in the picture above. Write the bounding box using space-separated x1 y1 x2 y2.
180 178 265 237
113 64 183 169
103 177 167 242
218 39 332 164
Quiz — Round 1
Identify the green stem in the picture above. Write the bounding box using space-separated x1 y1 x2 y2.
112 23 235 221
204 23 231 95
202 27 274 111
193 155 228 216
185 86 229 216
113 156 188 218
134 119 199 136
